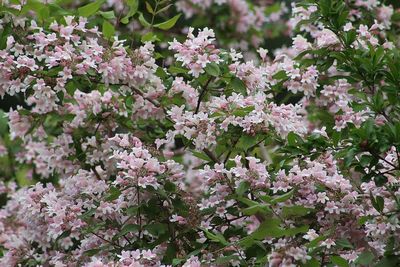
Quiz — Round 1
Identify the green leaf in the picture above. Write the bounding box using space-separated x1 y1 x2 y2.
164 181 176 192
202 228 229 246
0 23 12 50
259 194 272 203
118 224 139 237
154 14 181 30
270 190 294 204
125 206 139 215
230 77 247 94
0 110 8 135
250 218 284 239
162 243 177 264
125 96 134 110
337 10 349 28
121 0 139 24
287 132 303 146
237 235 255 248
138 12 151 27
99 11 116 20
307 234 328 248
330 256 349 267
78 0 105 17
145 223 168 236
102 20 115 39
355 251 374 266
242 204 271 216
37 5 50 21
20 0 49 21
335 238 353 249
79 207 97 220
232 106 255 117
190 150 211 161
168 65 188 74
215 255 240 265
16 167 34 186
156 4 172 15
237 134 258 151
172 258 184 266
48 3 72 16
282 205 313 218
83 248 102 257
303 258 320 267
370 193 384 213
272 70 288 80
344 30 356 46
375 256 400 267
265 2 281 15
145 1 155 15
357 215 372 225
237 196 259 207
105 187 121 201
56 230 71 241
283 225 309 236
141 32 159 43
210 111 224 118
204 62 220 77
236 181 250 196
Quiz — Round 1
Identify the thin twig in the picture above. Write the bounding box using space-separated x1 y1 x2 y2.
195 77 213 114
204 148 220 164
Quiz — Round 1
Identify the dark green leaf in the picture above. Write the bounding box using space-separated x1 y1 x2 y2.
236 181 250 196
215 255 240 265
105 187 121 201
272 70 288 80
145 223 168 236
330 256 349 267
283 225 309 236
335 238 353 249
355 251 375 266
190 150 212 161
370 193 384 213
237 134 258 151
118 224 139 237
202 228 229 245
230 77 247 94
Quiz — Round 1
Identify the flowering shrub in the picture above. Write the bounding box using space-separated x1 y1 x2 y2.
0 0 400 266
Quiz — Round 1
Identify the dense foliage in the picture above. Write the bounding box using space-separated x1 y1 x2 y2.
0 0 400 266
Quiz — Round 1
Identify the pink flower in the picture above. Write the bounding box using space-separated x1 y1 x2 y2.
170 214 187 225
325 201 339 214
343 22 353 32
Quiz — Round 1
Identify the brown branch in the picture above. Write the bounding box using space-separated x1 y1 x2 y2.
195 77 213 114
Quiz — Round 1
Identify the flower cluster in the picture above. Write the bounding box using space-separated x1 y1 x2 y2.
169 28 221 77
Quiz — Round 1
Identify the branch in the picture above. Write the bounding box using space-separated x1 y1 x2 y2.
204 148 220 164
195 77 213 114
